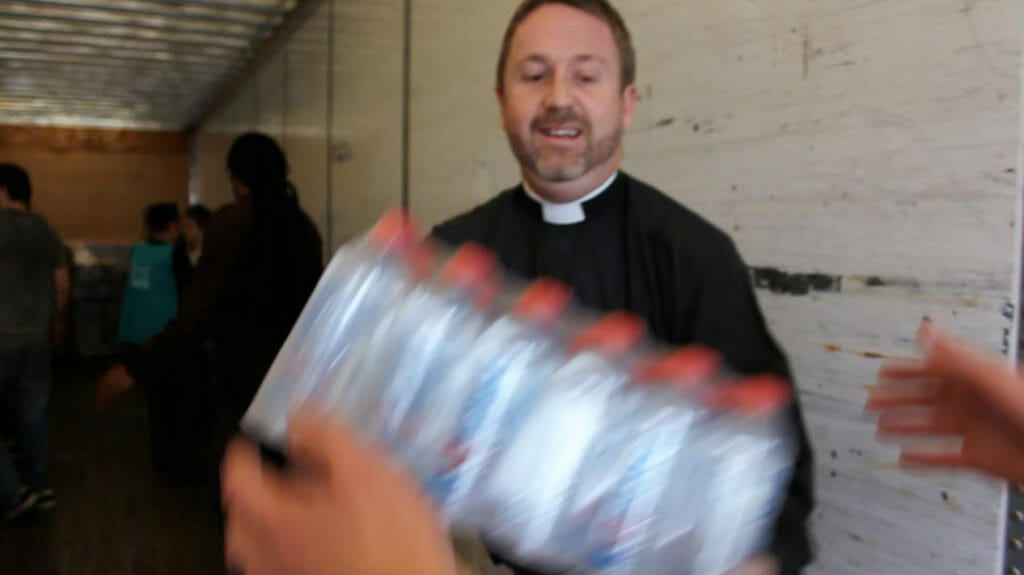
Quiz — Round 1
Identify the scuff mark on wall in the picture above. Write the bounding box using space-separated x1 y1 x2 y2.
751 267 841 295
848 275 921 290
821 344 910 361
802 23 811 79
801 23 824 79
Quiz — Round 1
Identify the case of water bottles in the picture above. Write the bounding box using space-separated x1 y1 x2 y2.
242 210 797 575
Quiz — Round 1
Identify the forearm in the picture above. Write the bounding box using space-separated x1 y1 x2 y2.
53 267 70 314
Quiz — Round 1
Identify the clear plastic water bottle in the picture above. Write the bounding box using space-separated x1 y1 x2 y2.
323 243 498 453
483 312 646 568
688 375 794 575
425 278 574 528
565 343 724 572
241 210 419 446
562 346 722 575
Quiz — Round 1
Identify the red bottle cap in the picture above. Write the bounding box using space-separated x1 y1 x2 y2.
406 240 437 280
441 243 498 307
703 375 792 415
633 346 720 388
569 311 645 357
512 278 572 327
368 209 418 253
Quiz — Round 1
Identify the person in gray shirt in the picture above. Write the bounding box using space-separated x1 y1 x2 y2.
0 163 69 520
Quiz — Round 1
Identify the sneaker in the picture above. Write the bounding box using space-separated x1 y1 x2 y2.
2 488 38 521
34 489 56 511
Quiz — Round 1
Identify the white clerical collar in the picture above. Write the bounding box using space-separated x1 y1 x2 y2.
522 172 619 225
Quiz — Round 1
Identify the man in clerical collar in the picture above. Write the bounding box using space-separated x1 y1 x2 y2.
431 1 814 573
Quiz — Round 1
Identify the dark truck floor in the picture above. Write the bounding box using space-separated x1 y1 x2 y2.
0 358 225 575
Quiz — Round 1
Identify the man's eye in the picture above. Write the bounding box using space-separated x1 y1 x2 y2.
524 73 545 82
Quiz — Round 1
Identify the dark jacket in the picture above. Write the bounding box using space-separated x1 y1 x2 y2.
125 195 323 420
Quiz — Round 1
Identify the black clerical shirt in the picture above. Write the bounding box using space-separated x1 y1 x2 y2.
433 171 814 575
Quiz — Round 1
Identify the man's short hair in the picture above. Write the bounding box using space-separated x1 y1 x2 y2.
184 204 212 230
496 0 636 93
144 203 180 235
0 163 32 206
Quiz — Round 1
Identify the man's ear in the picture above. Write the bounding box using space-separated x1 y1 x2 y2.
621 83 638 131
495 84 508 132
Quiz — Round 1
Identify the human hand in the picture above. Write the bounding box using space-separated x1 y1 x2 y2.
730 555 778 575
95 364 135 410
867 320 1024 481
50 316 65 348
221 412 457 575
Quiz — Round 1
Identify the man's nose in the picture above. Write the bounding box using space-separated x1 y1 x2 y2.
542 73 573 110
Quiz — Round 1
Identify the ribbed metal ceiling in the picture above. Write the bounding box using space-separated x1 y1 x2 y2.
0 0 299 129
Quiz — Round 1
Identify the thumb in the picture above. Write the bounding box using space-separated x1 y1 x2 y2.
221 438 296 528
287 411 368 485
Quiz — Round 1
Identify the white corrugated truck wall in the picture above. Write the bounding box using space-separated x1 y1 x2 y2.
193 1 1021 573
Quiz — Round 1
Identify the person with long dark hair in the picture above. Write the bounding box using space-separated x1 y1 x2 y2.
98 132 323 480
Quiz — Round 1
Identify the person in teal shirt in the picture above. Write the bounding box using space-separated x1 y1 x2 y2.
116 203 183 345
